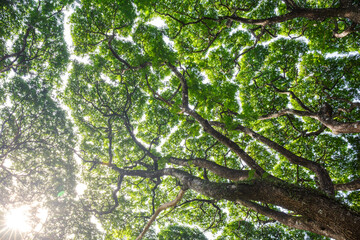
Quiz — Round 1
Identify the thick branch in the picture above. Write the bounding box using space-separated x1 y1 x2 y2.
168 157 250 181
227 7 360 25
97 163 360 240
174 174 360 240
210 121 334 195
238 200 338 238
259 109 316 120
233 124 334 195
317 117 360 134
335 179 360 191
259 108 360 134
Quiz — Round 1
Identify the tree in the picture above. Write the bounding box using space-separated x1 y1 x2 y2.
0 1 102 239
1 0 360 240
66 1 360 239
0 76 101 239
0 0 70 80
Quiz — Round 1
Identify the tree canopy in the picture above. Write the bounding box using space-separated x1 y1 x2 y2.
1 0 360 239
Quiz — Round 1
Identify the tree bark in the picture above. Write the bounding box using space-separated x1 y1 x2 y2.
335 179 360 191
234 124 334 195
259 108 360 134
168 157 251 181
227 7 360 25
209 120 335 195
167 62 266 176
168 169 360 240
106 163 360 240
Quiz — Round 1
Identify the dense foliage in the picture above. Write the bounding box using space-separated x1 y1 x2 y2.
0 1 99 239
1 0 360 239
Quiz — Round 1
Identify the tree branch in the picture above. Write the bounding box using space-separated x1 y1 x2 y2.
168 157 251 181
167 62 267 177
335 179 360 191
268 84 313 112
88 161 360 240
259 108 360 134
136 188 187 240
84 175 124 215
259 109 317 120
210 121 334 195
227 7 360 25
108 35 151 73
334 22 358 38
237 200 338 238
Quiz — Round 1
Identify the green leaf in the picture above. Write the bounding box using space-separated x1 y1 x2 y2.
57 191 65 197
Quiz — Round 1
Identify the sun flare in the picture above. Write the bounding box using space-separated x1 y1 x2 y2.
5 206 31 233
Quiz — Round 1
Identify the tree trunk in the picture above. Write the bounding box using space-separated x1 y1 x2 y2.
167 168 360 240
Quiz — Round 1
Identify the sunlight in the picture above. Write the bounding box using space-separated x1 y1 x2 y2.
5 206 31 233
1 205 49 240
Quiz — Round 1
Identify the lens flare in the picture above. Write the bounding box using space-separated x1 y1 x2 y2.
5 206 31 232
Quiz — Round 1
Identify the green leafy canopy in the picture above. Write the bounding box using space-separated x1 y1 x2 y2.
1 0 360 239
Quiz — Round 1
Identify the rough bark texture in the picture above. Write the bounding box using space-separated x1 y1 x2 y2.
259 109 360 134
335 179 360 191
234 124 334 195
96 14 360 238
168 157 251 181
168 170 360 240
209 121 335 195
228 7 360 25
108 165 360 240
162 62 360 239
